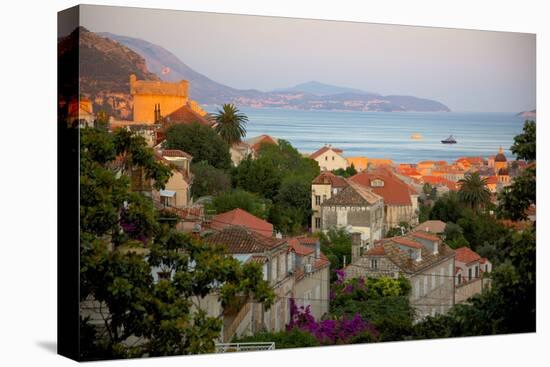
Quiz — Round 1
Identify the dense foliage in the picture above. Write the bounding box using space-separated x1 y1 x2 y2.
164 122 231 170
190 161 231 199
316 228 352 281
232 139 320 234
79 127 274 359
210 189 271 219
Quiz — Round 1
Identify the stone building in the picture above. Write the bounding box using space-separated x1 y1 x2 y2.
203 226 295 341
320 181 384 247
311 171 349 232
287 236 331 320
345 231 455 320
152 149 194 209
349 171 419 232
310 144 348 171
454 247 492 304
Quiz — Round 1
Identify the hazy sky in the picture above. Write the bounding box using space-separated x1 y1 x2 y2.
80 5 536 112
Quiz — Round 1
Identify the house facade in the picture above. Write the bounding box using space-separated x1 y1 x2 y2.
345 231 455 320
349 171 419 232
311 172 349 232
454 247 492 304
310 145 348 171
319 181 384 247
152 149 193 209
287 236 331 320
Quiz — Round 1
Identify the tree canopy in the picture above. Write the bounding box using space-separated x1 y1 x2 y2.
213 104 248 145
164 122 231 170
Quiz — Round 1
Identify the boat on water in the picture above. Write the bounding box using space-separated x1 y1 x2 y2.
441 135 457 144
411 133 422 140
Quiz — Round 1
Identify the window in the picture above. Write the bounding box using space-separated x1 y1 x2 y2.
468 268 472 281
475 266 479 279
332 156 335 160
423 275 428 295
485 264 489 272
323 194 327 202
440 267 445 284
371 259 378 269
457 273 462 284
315 217 321 229
371 179 385 187
315 195 321 205
325 156 328 161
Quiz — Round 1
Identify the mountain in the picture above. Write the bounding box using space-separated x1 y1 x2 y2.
272 81 377 97
100 32 262 104
73 30 450 113
58 27 159 118
517 109 536 119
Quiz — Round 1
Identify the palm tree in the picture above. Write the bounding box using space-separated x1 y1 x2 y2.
213 104 248 145
458 172 491 211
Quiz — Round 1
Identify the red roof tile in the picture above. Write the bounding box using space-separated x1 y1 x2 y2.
210 208 273 238
410 231 441 242
365 245 386 256
160 149 193 160
310 146 344 160
455 247 481 265
312 171 348 188
392 237 423 249
349 171 412 205
288 239 315 256
203 226 284 254
165 105 212 126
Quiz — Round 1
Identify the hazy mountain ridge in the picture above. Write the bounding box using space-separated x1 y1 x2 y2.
103 32 450 112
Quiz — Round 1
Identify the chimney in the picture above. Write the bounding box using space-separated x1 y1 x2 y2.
351 232 362 264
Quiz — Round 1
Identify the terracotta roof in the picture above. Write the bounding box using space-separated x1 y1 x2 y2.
310 145 344 160
414 220 446 233
479 257 488 264
165 105 212 126
244 135 278 154
160 149 193 160
485 176 498 185
392 237 424 249
203 226 285 254
312 171 349 188
410 231 440 242
455 247 481 265
365 236 455 273
293 235 319 246
365 245 386 256
456 156 484 165
321 181 383 206
421 176 459 191
349 171 413 205
288 238 315 256
210 208 273 238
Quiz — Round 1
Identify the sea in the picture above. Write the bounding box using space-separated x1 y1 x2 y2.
205 107 527 164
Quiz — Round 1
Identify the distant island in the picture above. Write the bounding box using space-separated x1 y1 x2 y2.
517 109 536 119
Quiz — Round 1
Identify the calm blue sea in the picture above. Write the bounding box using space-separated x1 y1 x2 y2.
206 107 526 163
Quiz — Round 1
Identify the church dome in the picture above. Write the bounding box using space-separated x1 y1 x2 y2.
494 147 507 162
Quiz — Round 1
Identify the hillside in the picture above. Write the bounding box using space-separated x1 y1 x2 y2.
272 81 377 96
58 27 159 118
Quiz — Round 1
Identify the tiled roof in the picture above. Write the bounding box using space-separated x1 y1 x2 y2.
165 105 212 126
365 245 386 256
203 226 285 254
485 176 498 185
367 235 454 274
321 181 383 206
294 236 319 245
312 171 349 188
455 247 481 265
410 231 440 242
160 149 193 160
421 176 459 191
288 238 315 256
414 220 447 233
210 208 273 238
244 135 278 153
392 237 424 249
349 171 413 206
310 145 344 160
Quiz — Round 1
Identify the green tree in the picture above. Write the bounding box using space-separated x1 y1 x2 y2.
211 189 270 219
233 329 320 349
458 172 491 211
164 122 231 170
422 183 437 201
316 228 352 280
213 104 248 145
190 161 231 198
443 222 469 249
429 191 464 223
511 120 536 162
79 127 274 359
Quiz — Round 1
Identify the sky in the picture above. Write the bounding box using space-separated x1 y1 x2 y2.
79 5 536 112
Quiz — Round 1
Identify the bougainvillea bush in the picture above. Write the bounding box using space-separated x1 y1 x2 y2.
287 298 379 344
330 273 415 341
